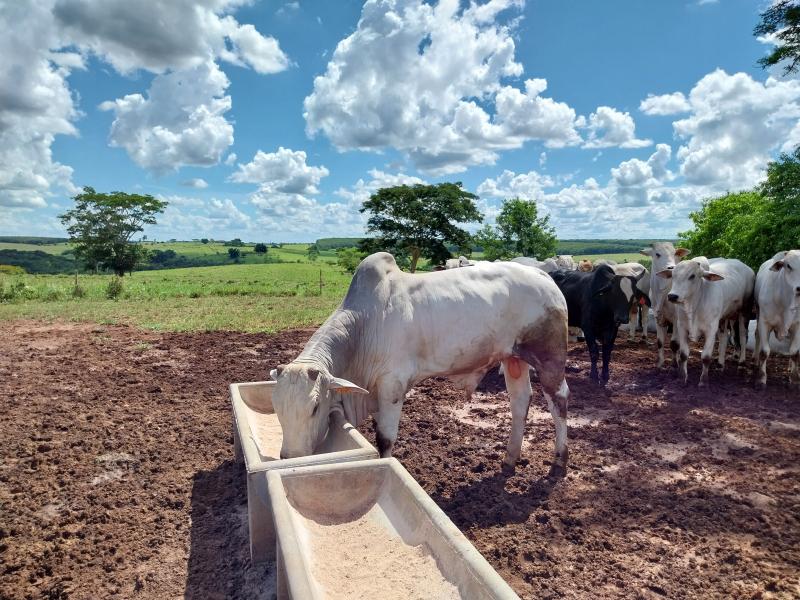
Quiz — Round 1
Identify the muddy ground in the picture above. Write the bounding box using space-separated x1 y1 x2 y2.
1 321 798 599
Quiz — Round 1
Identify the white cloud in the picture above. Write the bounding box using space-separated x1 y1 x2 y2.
0 0 80 208
584 106 652 149
476 169 554 201
539 152 547 167
230 147 329 194
99 61 234 173
149 194 252 240
304 0 583 175
224 152 237 166
672 69 800 188
54 0 289 75
181 178 209 189
334 169 425 208
639 92 691 116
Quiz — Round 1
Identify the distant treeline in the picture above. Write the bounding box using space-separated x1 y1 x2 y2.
314 238 364 251
0 250 78 274
0 236 69 245
555 239 675 255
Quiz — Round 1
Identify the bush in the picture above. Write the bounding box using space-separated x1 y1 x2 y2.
105 277 124 300
336 247 365 274
227 247 241 261
254 243 268 254
0 264 25 275
71 284 86 299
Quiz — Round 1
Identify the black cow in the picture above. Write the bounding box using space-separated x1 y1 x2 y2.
551 265 649 385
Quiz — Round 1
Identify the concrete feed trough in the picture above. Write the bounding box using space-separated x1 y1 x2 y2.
269 458 519 600
230 381 378 562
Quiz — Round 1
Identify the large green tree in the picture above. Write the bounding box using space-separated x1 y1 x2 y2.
59 187 167 276
474 198 557 261
755 0 800 75
359 182 482 272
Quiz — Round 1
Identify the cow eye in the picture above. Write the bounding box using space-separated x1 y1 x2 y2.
656 253 661 258
787 264 793 271
689 274 695 280
311 403 319 416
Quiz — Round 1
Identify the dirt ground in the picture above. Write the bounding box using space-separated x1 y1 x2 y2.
1 320 798 599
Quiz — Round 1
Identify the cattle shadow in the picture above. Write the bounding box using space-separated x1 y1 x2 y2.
185 459 276 600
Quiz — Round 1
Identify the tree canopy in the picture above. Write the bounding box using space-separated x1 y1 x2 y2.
755 0 800 75
59 187 167 276
474 198 557 261
359 182 482 272
679 149 800 269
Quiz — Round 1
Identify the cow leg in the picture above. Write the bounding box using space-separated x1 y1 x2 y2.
501 357 532 471
585 333 600 384
640 304 649 343
738 313 749 365
755 318 771 389
373 382 406 457
676 325 690 385
788 326 800 387
717 321 729 371
699 328 717 387
600 328 616 385
656 322 668 368
628 305 637 341
543 378 570 476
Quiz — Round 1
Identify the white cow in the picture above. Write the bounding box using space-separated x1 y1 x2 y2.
640 242 691 367
613 262 651 342
511 256 559 272
269 252 571 474
754 250 800 387
445 255 474 269
554 255 576 271
656 257 755 386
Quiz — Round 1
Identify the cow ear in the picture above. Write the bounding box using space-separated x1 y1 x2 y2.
675 248 691 258
639 248 652 256
770 260 785 272
656 269 673 279
703 271 724 281
270 364 287 381
328 377 369 395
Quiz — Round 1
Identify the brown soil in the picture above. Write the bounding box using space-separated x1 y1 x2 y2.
1 320 798 599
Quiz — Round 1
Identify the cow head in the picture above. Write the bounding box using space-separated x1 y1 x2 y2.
770 249 800 307
592 265 645 325
578 259 593 272
657 259 723 305
269 363 368 459
640 242 690 274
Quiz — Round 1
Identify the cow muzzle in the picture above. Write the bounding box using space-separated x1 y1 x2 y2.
668 293 679 303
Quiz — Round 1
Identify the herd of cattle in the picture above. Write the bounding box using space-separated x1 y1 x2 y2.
267 244 799 477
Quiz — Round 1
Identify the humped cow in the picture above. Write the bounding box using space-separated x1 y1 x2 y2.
550 265 649 385
445 255 474 269
754 250 800 387
613 262 651 342
640 242 691 367
657 257 754 386
269 252 572 475
578 259 593 272
554 255 576 271
511 256 559 273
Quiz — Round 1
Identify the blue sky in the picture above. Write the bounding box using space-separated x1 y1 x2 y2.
2 0 796 242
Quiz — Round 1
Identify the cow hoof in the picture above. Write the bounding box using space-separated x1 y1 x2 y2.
501 461 516 476
548 463 567 479
755 380 767 391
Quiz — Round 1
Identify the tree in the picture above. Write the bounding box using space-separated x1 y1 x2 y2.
254 243 268 254
755 1 800 75
336 247 365 274
201 238 209 244
306 243 320 262
227 247 241 261
760 147 800 256
473 198 557 261
359 182 482 272
59 187 167 276
227 238 244 247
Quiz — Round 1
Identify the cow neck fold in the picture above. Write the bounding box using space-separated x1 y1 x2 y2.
295 308 367 384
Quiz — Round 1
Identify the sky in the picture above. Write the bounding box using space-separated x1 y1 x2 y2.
2 0 797 242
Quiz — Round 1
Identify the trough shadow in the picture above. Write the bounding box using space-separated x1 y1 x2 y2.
431 469 561 529
185 459 276 600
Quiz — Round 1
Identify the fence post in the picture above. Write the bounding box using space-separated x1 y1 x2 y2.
319 269 323 296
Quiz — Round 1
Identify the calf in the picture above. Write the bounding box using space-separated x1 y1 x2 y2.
657 257 754 386
640 242 691 367
754 250 800 387
551 265 648 385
